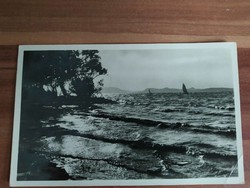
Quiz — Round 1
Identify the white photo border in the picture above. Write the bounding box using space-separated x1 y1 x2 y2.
10 42 244 187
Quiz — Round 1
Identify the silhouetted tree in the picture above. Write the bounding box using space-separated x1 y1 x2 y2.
23 50 107 101
69 50 107 99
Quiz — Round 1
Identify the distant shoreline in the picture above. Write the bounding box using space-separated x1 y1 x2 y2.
101 86 234 94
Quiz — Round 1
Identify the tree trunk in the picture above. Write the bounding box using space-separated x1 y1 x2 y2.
59 82 68 97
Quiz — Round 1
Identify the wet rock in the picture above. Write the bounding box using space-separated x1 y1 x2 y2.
46 162 70 180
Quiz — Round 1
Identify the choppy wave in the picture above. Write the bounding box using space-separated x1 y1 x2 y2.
39 130 237 168
88 112 236 138
76 133 237 161
23 92 238 180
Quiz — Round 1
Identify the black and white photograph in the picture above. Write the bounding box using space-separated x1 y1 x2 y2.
10 43 244 186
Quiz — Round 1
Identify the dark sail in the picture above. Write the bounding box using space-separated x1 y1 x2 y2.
182 83 188 94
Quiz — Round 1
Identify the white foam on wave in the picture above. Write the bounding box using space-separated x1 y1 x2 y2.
57 113 95 133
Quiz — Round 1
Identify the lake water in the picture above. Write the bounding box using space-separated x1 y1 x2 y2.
18 91 238 180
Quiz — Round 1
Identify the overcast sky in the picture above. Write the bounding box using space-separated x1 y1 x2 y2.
98 47 234 91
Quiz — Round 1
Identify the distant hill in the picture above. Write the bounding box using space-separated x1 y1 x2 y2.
142 87 233 93
188 87 233 93
101 87 130 94
102 87 233 94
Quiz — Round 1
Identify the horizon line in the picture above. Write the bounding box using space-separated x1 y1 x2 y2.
102 86 234 92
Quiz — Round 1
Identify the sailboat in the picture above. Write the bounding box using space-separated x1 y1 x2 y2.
182 83 188 94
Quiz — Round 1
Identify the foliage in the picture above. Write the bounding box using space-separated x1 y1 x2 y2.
23 50 107 100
